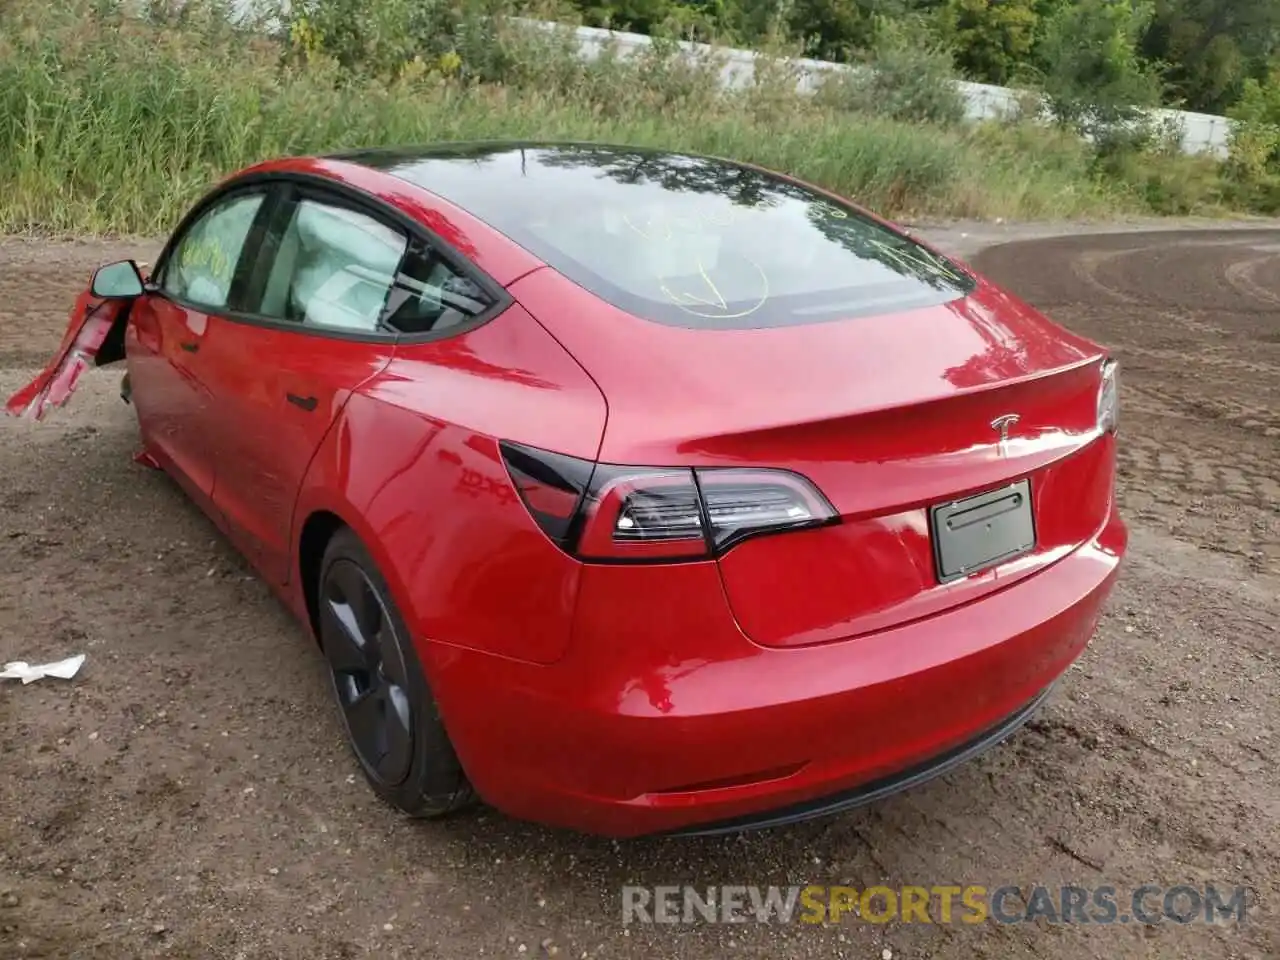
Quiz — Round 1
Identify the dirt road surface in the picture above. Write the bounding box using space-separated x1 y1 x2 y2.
1 226 1277 959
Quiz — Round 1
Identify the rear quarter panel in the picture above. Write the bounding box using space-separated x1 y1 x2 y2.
290 303 607 666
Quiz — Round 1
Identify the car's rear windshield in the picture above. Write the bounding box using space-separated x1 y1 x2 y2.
366 145 976 330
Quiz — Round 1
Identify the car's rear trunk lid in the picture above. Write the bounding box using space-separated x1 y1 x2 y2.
710 363 1115 647
510 270 1115 647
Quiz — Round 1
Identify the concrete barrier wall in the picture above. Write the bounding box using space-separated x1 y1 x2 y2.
225 2 1235 158
550 21 1235 158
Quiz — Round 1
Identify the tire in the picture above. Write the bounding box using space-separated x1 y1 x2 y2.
317 527 476 818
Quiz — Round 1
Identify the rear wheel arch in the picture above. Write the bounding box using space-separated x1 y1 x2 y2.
311 522 478 817
295 507 420 654
297 509 349 645
290 392 426 647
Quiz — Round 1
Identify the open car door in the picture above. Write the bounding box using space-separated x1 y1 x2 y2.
4 263 141 420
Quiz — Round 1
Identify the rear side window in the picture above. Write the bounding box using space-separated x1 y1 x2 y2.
381 148 975 330
382 237 495 335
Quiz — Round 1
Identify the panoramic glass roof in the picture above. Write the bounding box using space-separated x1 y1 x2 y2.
337 143 974 329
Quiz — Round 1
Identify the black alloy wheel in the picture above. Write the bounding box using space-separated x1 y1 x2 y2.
316 528 476 817
321 557 415 786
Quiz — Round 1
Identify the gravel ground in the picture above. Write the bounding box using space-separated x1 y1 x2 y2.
0 220 1277 959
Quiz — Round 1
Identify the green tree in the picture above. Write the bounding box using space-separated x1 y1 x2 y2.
936 0 1038 86
571 0 668 32
817 15 967 124
1035 0 1164 145
784 0 892 62
719 0 917 63
1226 67 1280 178
1141 0 1280 113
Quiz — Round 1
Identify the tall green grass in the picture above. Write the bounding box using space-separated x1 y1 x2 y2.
0 0 1237 235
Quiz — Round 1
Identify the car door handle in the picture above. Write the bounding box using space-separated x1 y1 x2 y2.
180 341 199 353
286 393 318 412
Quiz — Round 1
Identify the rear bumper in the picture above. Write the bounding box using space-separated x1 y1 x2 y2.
420 508 1126 838
666 683 1052 837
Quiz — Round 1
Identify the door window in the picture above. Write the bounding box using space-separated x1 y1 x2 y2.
160 192 266 310
251 195 495 336
255 199 407 333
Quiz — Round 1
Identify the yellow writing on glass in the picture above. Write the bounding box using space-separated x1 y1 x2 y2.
177 235 235 286
624 207 739 242
659 256 769 320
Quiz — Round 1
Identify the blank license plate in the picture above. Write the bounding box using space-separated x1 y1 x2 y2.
930 479 1035 583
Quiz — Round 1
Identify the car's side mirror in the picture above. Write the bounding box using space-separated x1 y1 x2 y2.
91 260 146 299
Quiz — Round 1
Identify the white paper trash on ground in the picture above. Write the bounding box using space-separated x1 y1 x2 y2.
0 654 86 684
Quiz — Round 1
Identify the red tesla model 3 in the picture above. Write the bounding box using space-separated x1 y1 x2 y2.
8 143 1126 837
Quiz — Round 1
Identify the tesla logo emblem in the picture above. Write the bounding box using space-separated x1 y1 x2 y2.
990 414 1021 457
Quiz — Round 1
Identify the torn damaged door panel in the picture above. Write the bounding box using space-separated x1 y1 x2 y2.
4 285 131 420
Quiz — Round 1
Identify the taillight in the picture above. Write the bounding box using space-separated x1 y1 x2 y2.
498 441 595 548
577 466 708 561
1097 358 1119 435
697 470 837 552
499 442 837 562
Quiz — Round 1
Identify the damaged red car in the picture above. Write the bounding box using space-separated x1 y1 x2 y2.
9 143 1127 837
